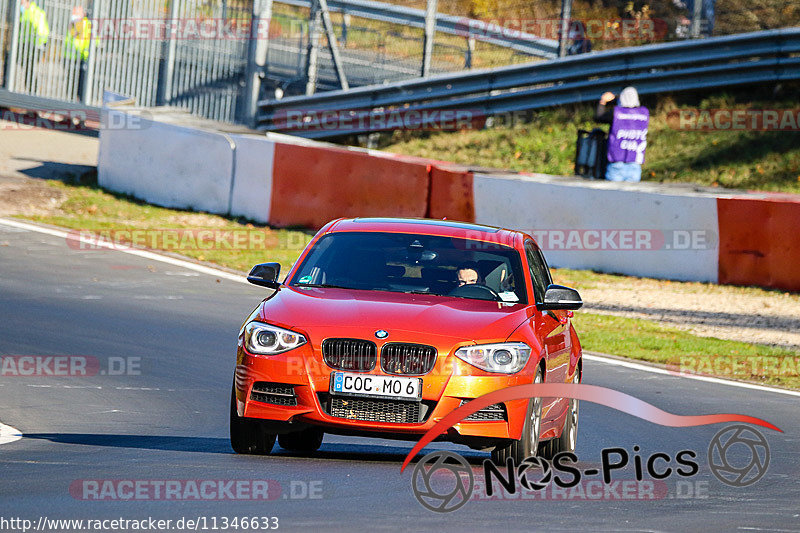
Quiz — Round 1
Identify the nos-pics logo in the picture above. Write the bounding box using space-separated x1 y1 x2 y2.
411 425 770 513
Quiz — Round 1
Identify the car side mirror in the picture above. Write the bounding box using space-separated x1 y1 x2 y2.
538 284 583 311
247 262 282 290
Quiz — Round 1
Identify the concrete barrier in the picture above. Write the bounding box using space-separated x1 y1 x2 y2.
267 141 430 228
97 106 800 291
718 195 800 290
98 108 235 215
427 164 474 221
229 134 276 224
471 173 720 283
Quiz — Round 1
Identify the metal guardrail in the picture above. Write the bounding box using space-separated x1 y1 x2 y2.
256 28 800 138
279 0 559 58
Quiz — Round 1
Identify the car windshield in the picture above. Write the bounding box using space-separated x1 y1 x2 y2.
289 232 527 304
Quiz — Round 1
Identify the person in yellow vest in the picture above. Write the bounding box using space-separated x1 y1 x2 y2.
19 0 49 48
18 0 49 91
66 6 92 100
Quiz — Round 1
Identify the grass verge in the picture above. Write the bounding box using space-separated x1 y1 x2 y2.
382 90 800 194
573 312 799 389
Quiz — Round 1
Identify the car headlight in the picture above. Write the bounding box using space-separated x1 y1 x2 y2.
244 322 307 355
455 342 531 374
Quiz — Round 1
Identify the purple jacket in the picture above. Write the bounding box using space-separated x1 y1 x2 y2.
607 106 649 164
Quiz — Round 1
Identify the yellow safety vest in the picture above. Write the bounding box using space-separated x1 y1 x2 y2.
66 18 92 61
20 2 49 48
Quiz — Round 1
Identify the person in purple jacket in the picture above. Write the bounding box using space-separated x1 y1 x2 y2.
595 87 649 182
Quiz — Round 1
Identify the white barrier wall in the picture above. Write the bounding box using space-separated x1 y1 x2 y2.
473 173 720 282
98 109 235 215
229 134 276 224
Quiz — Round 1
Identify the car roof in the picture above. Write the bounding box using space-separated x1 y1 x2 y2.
326 217 521 248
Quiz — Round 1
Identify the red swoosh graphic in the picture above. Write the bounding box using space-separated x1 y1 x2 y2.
400 383 781 472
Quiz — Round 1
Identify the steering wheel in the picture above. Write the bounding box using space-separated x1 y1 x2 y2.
448 283 501 301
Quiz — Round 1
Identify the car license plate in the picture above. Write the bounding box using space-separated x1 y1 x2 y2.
330 372 422 400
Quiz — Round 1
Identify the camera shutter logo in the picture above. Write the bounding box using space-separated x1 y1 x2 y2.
411 451 473 513
708 425 770 487
517 456 553 491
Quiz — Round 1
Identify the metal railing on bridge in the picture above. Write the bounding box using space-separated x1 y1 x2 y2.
278 0 559 58
0 0 550 125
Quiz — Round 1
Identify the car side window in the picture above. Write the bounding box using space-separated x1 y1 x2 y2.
525 242 549 304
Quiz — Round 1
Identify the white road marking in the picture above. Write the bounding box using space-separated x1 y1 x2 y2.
0 218 247 284
0 422 22 445
585 353 800 398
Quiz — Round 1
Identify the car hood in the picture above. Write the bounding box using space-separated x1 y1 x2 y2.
257 286 530 345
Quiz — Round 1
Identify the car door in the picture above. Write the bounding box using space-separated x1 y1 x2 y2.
525 241 571 414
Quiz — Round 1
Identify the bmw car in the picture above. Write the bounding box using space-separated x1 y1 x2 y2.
231 217 583 463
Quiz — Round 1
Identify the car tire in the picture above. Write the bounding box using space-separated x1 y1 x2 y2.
278 428 324 453
230 384 276 455
540 370 579 460
491 367 543 465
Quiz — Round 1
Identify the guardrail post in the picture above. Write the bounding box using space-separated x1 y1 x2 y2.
242 0 274 126
81 0 98 104
341 10 348 46
157 0 181 105
421 0 437 77
558 0 572 57
691 0 703 38
4 0 21 92
304 0 322 95
464 36 475 69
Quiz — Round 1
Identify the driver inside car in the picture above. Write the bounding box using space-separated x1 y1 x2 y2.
456 262 481 286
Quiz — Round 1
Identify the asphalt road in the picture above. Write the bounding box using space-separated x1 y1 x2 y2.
1 220 798 532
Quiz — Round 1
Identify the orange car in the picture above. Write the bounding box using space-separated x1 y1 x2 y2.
231 217 583 463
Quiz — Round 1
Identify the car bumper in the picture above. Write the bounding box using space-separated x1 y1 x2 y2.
234 347 532 443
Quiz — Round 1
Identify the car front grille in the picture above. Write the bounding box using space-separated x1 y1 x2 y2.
460 400 507 421
380 343 437 375
318 393 433 424
329 396 420 424
250 382 297 406
322 338 377 372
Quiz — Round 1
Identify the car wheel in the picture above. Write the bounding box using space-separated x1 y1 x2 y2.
278 428 324 453
541 370 579 459
491 367 543 465
230 383 276 455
